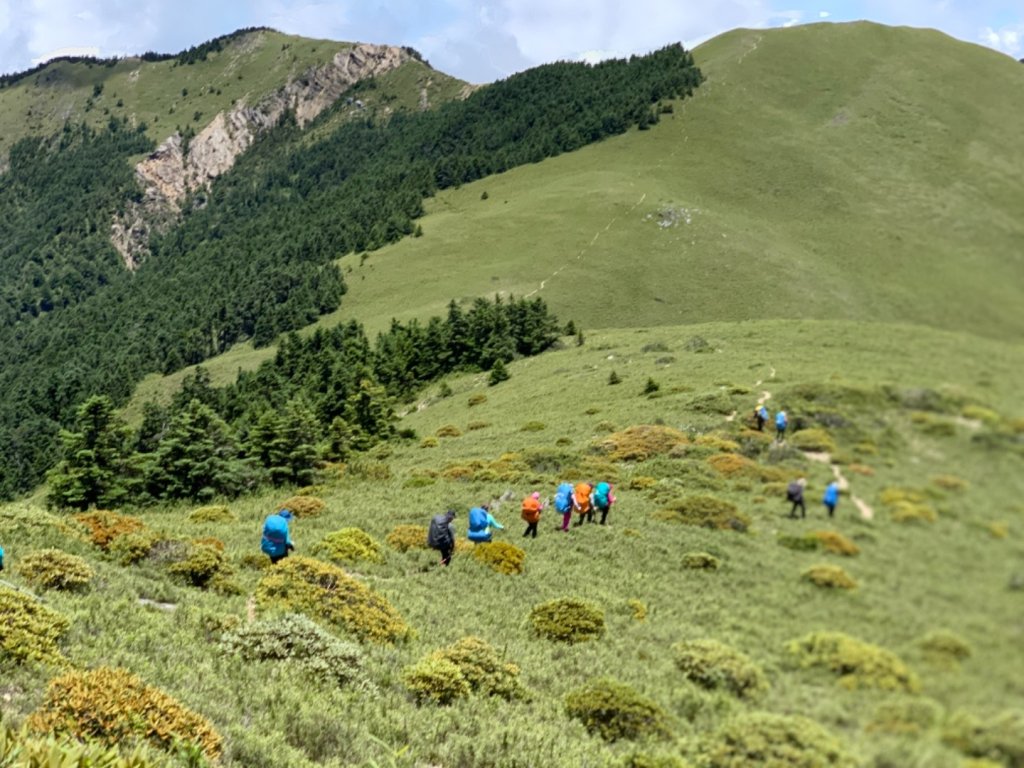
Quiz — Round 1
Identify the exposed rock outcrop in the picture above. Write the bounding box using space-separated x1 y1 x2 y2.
112 42 411 269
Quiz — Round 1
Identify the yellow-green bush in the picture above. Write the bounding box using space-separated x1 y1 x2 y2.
255 555 411 644
596 425 690 461
472 541 526 575
942 709 1024 767
520 420 546 431
630 475 658 490
187 504 236 523
347 460 392 481
530 598 605 643
167 543 229 588
467 420 490 431
707 453 756 477
627 599 647 621
812 531 860 556
110 531 164 566
320 528 385 564
866 698 943 735
468 393 487 407
279 495 326 518
931 474 969 492
673 639 769 699
237 552 271 570
16 549 94 591
778 534 820 552
0 727 164 767
27 666 222 760
420 436 439 448
918 629 972 663
565 678 671 743
802 564 857 590
623 752 689 768
655 496 750 532
435 424 462 437
880 487 939 524
790 428 837 454
682 552 722 570
73 511 146 551
404 635 526 705
401 657 471 705
386 524 430 552
962 404 1001 426
698 712 855 767
695 435 740 453
0 585 70 666
787 631 919 692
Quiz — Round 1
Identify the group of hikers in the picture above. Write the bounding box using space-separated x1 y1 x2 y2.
256 402 848 567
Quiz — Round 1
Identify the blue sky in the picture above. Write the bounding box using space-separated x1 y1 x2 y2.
1 1 1021 83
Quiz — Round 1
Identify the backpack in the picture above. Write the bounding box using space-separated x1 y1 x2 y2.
468 507 489 532
554 483 574 513
776 411 787 428
521 496 542 522
593 482 611 509
786 481 801 502
427 514 453 549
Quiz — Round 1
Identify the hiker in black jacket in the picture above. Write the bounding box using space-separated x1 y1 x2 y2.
786 478 807 519
427 510 457 566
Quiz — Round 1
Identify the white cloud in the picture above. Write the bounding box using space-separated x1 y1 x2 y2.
980 25 1022 55
819 11 830 18
31 46 101 65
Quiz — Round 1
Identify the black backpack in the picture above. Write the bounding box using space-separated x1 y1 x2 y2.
786 482 802 502
427 514 453 549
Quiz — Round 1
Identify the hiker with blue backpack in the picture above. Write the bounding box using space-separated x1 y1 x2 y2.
0 543 4 572
467 504 505 543
554 482 574 532
775 409 788 440
755 404 769 431
823 481 840 518
591 482 616 525
261 508 295 564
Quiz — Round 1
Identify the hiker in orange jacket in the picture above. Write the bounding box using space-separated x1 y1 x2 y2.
521 492 544 538
572 481 593 525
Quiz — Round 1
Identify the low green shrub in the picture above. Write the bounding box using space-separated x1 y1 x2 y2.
0 585 70 666
802 564 857 589
468 393 488 407
279 496 326 518
386 524 430 552
167 543 230 588
790 428 837 454
530 598 605 643
596 425 689 461
943 709 1024 766
420 436 439 448
238 553 271 570
255 555 411 644
918 629 972 663
673 639 769 699
435 424 462 438
220 614 367 688
467 420 490 430
27 666 222 760
565 678 671 742
187 505 236 523
778 534 820 552
655 496 750 532
0 727 165 767
627 599 647 621
931 474 969 492
787 631 919 692
521 420 546 432
698 712 855 767
319 528 385 564
402 657 471 705
347 459 392 481
472 541 526 574
812 531 860 556
16 549 94 591
110 531 164 566
623 753 689 768
962 404 1001 426
867 697 943 735
682 552 722 570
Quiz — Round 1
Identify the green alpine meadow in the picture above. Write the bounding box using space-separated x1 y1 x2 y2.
1 20 1022 768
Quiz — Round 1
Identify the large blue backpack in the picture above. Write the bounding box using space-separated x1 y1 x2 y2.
554 483 574 513
468 507 488 532
593 482 611 509
776 411 788 428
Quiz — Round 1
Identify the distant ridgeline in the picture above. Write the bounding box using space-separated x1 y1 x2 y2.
0 41 703 497
47 295 561 507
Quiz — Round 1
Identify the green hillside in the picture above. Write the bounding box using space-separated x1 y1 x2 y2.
315 22 1024 341
3 320 1023 766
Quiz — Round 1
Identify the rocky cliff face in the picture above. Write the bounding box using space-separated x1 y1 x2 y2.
112 43 411 269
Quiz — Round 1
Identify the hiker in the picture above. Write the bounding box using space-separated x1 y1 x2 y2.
0 543 4 572
755 404 769 431
428 509 458 566
261 509 295 564
468 504 504 543
775 409 788 440
591 482 616 525
521 492 544 538
554 482 574 532
823 481 840 518
573 481 594 525
786 478 807 519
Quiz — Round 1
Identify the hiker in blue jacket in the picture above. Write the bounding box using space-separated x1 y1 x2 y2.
261 509 295 564
554 482 574 532
0 543 4 572
775 409 788 440
823 481 840 518
755 404 769 431
467 504 504 543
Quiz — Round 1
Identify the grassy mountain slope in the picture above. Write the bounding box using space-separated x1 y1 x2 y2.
322 22 1024 341
0 28 459 164
4 320 1023 766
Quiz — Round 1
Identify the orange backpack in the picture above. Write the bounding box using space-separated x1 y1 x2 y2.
573 483 592 514
521 496 542 523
